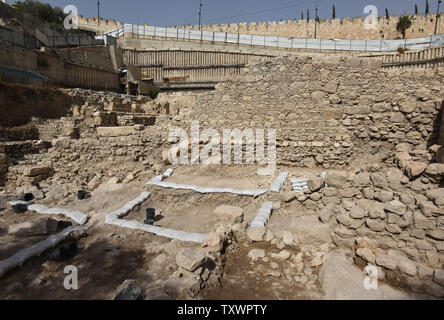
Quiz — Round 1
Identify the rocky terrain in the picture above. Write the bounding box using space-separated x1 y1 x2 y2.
0 52 444 300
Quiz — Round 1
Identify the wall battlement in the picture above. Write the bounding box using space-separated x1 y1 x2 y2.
77 15 122 33
173 14 444 40
77 13 443 40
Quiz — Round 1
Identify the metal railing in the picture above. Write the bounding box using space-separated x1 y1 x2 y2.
0 25 110 49
106 23 444 52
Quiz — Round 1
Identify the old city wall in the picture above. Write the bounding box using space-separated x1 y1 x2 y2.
178 14 444 40
172 55 444 168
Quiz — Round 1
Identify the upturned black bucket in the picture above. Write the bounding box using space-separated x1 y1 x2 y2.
77 190 89 200
12 203 28 214
146 208 155 220
48 241 78 261
18 193 34 202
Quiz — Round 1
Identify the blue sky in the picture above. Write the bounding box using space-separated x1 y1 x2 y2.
9 0 443 26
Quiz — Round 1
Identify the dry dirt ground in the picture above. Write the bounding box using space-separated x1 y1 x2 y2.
0 164 417 300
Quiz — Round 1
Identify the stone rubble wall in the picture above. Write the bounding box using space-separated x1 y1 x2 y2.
292 165 444 297
177 55 444 168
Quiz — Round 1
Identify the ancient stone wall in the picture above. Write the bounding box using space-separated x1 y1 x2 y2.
177 14 444 40
178 55 444 168
76 15 122 34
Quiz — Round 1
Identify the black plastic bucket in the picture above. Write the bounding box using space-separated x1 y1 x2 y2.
48 241 78 261
146 208 155 220
12 203 28 214
77 190 90 200
18 193 34 202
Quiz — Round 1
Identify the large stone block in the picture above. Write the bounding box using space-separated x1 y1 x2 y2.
23 166 51 177
175 248 206 272
97 126 137 137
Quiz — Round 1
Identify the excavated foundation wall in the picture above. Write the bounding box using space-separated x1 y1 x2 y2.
177 55 444 168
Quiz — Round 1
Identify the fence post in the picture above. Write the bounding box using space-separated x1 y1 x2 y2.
349 39 352 51
154 26 156 38
291 38 293 49
380 39 382 52
365 40 367 52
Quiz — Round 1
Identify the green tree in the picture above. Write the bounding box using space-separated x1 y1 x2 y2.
397 15 413 39
13 0 67 31
307 9 310 22
332 5 336 19
385 8 389 19
415 4 419 14
301 11 304 20
426 0 430 15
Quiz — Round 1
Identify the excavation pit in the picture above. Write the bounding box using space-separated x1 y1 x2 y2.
126 188 264 235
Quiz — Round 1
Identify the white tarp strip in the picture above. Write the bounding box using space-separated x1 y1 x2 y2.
8 201 88 225
146 180 268 198
250 201 273 228
104 191 208 243
269 172 289 193
163 168 174 179
290 178 308 193
320 171 328 187
0 226 88 278
150 168 174 183
105 191 151 222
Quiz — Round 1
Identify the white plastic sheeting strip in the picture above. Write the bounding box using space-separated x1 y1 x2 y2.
250 201 273 228
105 191 151 223
104 191 208 243
146 180 268 198
150 168 175 183
269 172 289 193
0 226 88 278
290 178 309 193
320 171 328 187
8 201 88 225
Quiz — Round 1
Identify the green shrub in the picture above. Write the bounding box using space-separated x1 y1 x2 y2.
397 47 409 54
148 88 160 100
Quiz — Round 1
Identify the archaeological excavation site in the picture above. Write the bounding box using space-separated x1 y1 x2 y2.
1 0 444 303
